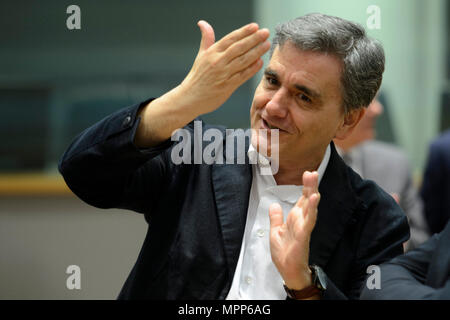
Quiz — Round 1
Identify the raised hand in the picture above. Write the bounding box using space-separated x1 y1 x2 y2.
135 21 270 148
269 171 321 290
180 20 271 115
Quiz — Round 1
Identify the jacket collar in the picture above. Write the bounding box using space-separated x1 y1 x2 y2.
309 141 362 267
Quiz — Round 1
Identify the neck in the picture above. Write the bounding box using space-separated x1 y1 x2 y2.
274 152 325 186
333 139 352 153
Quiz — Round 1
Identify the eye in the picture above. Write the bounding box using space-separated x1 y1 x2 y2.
265 76 278 86
297 93 311 103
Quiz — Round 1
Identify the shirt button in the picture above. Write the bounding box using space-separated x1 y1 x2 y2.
122 115 131 127
256 229 265 237
245 276 253 285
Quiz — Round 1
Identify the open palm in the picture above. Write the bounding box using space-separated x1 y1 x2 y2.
269 171 321 289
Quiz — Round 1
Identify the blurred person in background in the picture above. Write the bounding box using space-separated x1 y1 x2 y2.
421 129 450 235
334 98 429 250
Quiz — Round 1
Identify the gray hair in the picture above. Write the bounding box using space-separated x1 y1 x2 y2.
271 13 385 113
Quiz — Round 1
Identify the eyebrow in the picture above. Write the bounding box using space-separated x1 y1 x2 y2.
264 68 321 100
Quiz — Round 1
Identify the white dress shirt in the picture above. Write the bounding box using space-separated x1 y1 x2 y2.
226 143 331 299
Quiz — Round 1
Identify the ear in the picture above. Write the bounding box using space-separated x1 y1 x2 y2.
334 108 366 140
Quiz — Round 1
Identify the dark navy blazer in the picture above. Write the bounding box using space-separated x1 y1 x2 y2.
421 130 450 234
58 100 410 299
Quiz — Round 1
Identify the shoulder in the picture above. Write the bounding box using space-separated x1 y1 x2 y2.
328 144 405 221
426 130 450 167
347 165 397 210
347 164 408 233
430 130 450 155
347 167 409 257
360 140 409 164
434 129 450 144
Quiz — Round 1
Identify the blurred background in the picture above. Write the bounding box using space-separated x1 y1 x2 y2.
0 0 448 299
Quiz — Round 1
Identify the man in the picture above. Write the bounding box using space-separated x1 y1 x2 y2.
334 98 429 250
59 14 409 299
360 221 450 299
421 129 450 235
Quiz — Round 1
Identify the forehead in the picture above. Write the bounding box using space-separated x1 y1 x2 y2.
268 42 343 101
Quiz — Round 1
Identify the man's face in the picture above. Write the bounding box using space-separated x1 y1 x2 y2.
250 41 352 168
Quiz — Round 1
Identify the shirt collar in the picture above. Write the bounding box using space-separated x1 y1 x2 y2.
247 143 271 168
247 143 331 202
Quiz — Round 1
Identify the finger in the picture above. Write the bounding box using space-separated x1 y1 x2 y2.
301 171 312 198
228 58 263 87
293 192 306 213
302 171 319 198
310 171 319 193
295 171 313 208
227 39 271 76
307 193 320 216
269 202 284 230
224 28 270 63
197 20 215 52
215 22 259 52
287 204 304 234
304 193 320 231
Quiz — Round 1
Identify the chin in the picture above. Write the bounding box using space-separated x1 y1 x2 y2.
251 129 281 159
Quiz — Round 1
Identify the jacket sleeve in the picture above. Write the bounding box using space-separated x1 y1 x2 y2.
58 99 175 214
360 231 450 299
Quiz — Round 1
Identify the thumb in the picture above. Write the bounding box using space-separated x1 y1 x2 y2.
197 20 215 51
269 202 284 229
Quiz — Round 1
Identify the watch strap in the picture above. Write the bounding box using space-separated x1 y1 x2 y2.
284 283 321 299
283 265 326 300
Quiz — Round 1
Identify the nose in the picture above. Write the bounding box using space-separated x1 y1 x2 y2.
265 88 289 118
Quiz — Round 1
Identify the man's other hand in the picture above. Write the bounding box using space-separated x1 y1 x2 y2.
269 171 321 292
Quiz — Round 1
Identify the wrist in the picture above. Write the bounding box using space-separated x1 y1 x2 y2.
134 86 202 148
283 266 313 290
175 82 209 117
283 265 327 300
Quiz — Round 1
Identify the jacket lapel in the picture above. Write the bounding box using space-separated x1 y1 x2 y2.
211 131 253 281
309 142 362 267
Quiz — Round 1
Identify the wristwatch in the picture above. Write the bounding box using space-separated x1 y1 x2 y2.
283 265 327 299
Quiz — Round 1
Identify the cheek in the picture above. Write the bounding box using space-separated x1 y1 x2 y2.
288 109 305 135
253 86 272 109
252 97 265 113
